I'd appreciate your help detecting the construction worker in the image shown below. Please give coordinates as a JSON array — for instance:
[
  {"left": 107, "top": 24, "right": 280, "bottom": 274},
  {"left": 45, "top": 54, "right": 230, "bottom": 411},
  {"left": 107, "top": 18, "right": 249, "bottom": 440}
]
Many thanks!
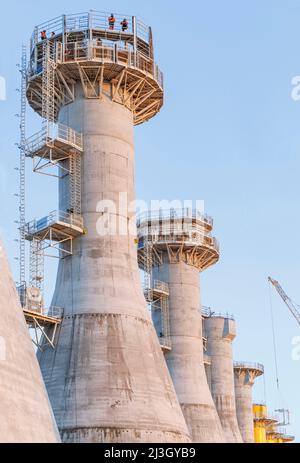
[
  {"left": 120, "top": 18, "right": 128, "bottom": 32},
  {"left": 108, "top": 14, "right": 116, "bottom": 30},
  {"left": 41, "top": 30, "right": 47, "bottom": 41},
  {"left": 51, "top": 32, "right": 56, "bottom": 38}
]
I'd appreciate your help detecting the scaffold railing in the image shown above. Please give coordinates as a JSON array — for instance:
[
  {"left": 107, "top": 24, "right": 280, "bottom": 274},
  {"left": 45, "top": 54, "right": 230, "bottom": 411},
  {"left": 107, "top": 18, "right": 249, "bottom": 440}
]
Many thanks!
[
  {"left": 152, "top": 280, "right": 169, "bottom": 295},
  {"left": 137, "top": 209, "right": 213, "bottom": 227},
  {"left": 25, "top": 122, "right": 83, "bottom": 156},
  {"left": 138, "top": 230, "right": 219, "bottom": 252},
  {"left": 233, "top": 361, "right": 264, "bottom": 373},
  {"left": 30, "top": 11, "right": 150, "bottom": 51},
  {"left": 25, "top": 210, "right": 84, "bottom": 237},
  {"left": 30, "top": 40, "right": 163, "bottom": 90},
  {"left": 24, "top": 304, "right": 63, "bottom": 319},
  {"left": 201, "top": 306, "right": 235, "bottom": 320}
]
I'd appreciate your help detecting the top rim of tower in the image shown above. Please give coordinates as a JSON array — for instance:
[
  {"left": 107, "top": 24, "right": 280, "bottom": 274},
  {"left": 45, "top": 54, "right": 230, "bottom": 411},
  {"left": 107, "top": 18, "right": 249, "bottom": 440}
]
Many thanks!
[
  {"left": 26, "top": 10, "right": 164, "bottom": 125},
  {"left": 30, "top": 10, "right": 153, "bottom": 50},
  {"left": 234, "top": 361, "right": 264, "bottom": 376}
]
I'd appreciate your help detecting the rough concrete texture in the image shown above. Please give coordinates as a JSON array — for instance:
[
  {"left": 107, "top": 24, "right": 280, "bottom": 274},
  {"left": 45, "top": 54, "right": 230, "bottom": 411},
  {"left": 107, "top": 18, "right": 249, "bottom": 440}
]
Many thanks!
[
  {"left": 234, "top": 368, "right": 256, "bottom": 443},
  {"left": 0, "top": 239, "right": 60, "bottom": 443},
  {"left": 204, "top": 317, "right": 243, "bottom": 443},
  {"left": 37, "top": 87, "right": 191, "bottom": 443},
  {"left": 153, "top": 261, "right": 225, "bottom": 443}
]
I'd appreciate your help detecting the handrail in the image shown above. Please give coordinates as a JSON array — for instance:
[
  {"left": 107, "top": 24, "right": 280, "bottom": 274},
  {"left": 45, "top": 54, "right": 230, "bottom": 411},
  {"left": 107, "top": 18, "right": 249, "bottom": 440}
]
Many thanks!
[
  {"left": 25, "top": 122, "right": 83, "bottom": 155},
  {"left": 137, "top": 209, "right": 213, "bottom": 227},
  {"left": 46, "top": 306, "right": 64, "bottom": 319},
  {"left": 201, "top": 306, "right": 235, "bottom": 320},
  {"left": 153, "top": 280, "right": 169, "bottom": 294},
  {"left": 233, "top": 361, "right": 264, "bottom": 373},
  {"left": 25, "top": 210, "right": 83, "bottom": 235},
  {"left": 29, "top": 39, "right": 163, "bottom": 89},
  {"left": 31, "top": 11, "right": 150, "bottom": 47},
  {"left": 138, "top": 229, "right": 219, "bottom": 253}
]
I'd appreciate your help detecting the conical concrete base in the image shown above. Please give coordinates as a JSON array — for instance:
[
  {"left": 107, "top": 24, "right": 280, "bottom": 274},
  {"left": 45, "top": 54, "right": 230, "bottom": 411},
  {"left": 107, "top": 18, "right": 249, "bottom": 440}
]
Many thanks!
[
  {"left": 0, "top": 240, "right": 60, "bottom": 443},
  {"left": 204, "top": 317, "right": 243, "bottom": 443},
  {"left": 38, "top": 95, "right": 191, "bottom": 443},
  {"left": 153, "top": 262, "right": 226, "bottom": 443}
]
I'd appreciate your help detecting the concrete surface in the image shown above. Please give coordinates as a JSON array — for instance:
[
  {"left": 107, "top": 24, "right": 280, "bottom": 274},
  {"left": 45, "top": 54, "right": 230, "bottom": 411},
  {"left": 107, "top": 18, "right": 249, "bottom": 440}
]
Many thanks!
[
  {"left": 0, "top": 239, "right": 60, "bottom": 443},
  {"left": 37, "top": 87, "right": 191, "bottom": 443}
]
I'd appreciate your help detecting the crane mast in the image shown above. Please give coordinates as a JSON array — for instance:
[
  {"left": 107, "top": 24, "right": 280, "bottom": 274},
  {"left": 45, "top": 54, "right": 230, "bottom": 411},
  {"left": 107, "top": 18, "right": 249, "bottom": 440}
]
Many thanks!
[{"left": 268, "top": 277, "right": 300, "bottom": 326}]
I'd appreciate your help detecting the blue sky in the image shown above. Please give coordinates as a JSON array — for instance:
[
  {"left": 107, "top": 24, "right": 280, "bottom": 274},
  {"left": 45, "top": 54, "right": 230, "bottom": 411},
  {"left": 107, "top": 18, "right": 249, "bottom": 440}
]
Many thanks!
[{"left": 0, "top": 0, "right": 299, "bottom": 442}]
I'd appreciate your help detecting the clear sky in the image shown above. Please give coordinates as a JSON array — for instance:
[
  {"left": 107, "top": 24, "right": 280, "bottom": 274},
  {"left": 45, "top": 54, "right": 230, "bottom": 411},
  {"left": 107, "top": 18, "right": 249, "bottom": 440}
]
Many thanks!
[{"left": 0, "top": 0, "right": 299, "bottom": 442}]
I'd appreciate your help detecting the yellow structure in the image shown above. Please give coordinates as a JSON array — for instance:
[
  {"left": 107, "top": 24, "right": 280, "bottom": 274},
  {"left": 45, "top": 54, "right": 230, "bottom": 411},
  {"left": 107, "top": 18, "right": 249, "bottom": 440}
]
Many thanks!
[{"left": 253, "top": 404, "right": 294, "bottom": 444}]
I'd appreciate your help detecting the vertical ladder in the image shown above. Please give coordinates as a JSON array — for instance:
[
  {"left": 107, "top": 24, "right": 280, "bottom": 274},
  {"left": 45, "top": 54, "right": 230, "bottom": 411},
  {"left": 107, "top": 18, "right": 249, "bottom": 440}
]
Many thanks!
[
  {"left": 69, "top": 151, "right": 81, "bottom": 215},
  {"left": 144, "top": 241, "right": 153, "bottom": 303},
  {"left": 28, "top": 41, "right": 54, "bottom": 294},
  {"left": 19, "top": 45, "right": 27, "bottom": 296},
  {"left": 30, "top": 239, "right": 44, "bottom": 291},
  {"left": 42, "top": 41, "right": 55, "bottom": 131},
  {"left": 160, "top": 295, "right": 171, "bottom": 346}
]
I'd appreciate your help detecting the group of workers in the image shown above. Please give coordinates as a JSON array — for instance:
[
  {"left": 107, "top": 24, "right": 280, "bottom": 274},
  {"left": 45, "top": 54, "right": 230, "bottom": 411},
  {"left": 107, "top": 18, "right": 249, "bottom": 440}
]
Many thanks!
[
  {"left": 108, "top": 14, "right": 129, "bottom": 32},
  {"left": 40, "top": 14, "right": 129, "bottom": 41}
]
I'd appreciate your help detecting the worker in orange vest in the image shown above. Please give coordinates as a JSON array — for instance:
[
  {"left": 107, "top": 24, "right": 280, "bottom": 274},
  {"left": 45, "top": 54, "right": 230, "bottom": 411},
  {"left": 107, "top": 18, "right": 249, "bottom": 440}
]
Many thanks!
[
  {"left": 41, "top": 30, "right": 47, "bottom": 41},
  {"left": 108, "top": 14, "right": 116, "bottom": 30},
  {"left": 120, "top": 18, "right": 128, "bottom": 32}
]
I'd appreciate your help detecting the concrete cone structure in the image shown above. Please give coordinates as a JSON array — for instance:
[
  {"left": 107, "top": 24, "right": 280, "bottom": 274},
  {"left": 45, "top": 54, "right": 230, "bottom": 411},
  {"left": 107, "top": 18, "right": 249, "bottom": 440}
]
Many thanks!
[
  {"left": 26, "top": 12, "right": 191, "bottom": 443},
  {"left": 138, "top": 211, "right": 225, "bottom": 443},
  {"left": 0, "top": 239, "right": 60, "bottom": 443},
  {"left": 204, "top": 316, "right": 243, "bottom": 443},
  {"left": 234, "top": 362, "right": 264, "bottom": 443}
]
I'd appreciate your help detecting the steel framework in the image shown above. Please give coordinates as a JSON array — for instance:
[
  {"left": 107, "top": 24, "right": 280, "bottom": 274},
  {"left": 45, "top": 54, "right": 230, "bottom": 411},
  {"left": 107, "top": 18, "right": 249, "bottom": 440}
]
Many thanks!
[{"left": 18, "top": 45, "right": 27, "bottom": 293}]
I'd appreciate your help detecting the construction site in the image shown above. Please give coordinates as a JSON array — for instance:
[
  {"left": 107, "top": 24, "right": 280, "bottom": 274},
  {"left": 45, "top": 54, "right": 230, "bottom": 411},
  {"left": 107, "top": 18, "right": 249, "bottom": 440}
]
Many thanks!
[{"left": 0, "top": 8, "right": 298, "bottom": 444}]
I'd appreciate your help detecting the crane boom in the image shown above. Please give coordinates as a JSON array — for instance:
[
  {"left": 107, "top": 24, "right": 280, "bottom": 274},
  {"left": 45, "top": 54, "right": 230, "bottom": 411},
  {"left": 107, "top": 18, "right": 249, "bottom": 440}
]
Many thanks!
[{"left": 268, "top": 277, "right": 300, "bottom": 326}]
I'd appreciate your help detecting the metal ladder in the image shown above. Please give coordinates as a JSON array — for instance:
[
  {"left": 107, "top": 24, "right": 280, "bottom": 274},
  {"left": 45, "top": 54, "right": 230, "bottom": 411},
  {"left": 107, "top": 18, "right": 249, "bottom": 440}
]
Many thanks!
[
  {"left": 29, "top": 239, "right": 44, "bottom": 291},
  {"left": 69, "top": 151, "right": 82, "bottom": 215}
]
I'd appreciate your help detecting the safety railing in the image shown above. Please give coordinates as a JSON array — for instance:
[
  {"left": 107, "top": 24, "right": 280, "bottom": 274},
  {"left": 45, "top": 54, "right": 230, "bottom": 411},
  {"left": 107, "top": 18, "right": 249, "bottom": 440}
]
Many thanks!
[
  {"left": 201, "top": 306, "right": 235, "bottom": 320},
  {"left": 30, "top": 39, "right": 163, "bottom": 89},
  {"left": 159, "top": 336, "right": 172, "bottom": 350},
  {"left": 31, "top": 11, "right": 150, "bottom": 50},
  {"left": 25, "top": 122, "right": 83, "bottom": 156},
  {"left": 25, "top": 210, "right": 84, "bottom": 236},
  {"left": 139, "top": 232, "right": 219, "bottom": 251},
  {"left": 233, "top": 361, "right": 264, "bottom": 373},
  {"left": 137, "top": 209, "right": 213, "bottom": 227},
  {"left": 153, "top": 280, "right": 169, "bottom": 295},
  {"left": 47, "top": 306, "right": 64, "bottom": 319}
]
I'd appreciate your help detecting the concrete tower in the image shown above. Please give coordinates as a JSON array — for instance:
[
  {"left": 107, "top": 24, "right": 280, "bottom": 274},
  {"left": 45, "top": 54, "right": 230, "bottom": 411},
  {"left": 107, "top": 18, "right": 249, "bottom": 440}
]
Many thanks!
[
  {"left": 0, "top": 240, "right": 60, "bottom": 443},
  {"left": 234, "top": 362, "right": 264, "bottom": 443},
  {"left": 25, "top": 11, "right": 191, "bottom": 443},
  {"left": 137, "top": 209, "right": 225, "bottom": 443},
  {"left": 204, "top": 314, "right": 243, "bottom": 442}
]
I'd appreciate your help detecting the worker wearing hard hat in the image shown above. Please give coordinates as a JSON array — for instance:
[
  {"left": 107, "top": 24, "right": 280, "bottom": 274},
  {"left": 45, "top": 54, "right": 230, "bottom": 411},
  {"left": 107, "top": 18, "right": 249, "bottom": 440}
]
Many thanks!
[
  {"left": 120, "top": 18, "right": 129, "bottom": 32},
  {"left": 108, "top": 14, "right": 116, "bottom": 30}
]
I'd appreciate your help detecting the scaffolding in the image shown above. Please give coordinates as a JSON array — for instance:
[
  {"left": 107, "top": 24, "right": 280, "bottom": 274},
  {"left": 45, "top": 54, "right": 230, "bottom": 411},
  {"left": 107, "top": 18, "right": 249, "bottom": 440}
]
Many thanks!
[
  {"left": 25, "top": 39, "right": 84, "bottom": 291},
  {"left": 25, "top": 210, "right": 84, "bottom": 259},
  {"left": 24, "top": 302, "right": 63, "bottom": 351},
  {"left": 17, "top": 45, "right": 27, "bottom": 302},
  {"left": 29, "top": 238, "right": 44, "bottom": 291},
  {"left": 140, "top": 241, "right": 171, "bottom": 352},
  {"left": 69, "top": 151, "right": 82, "bottom": 215},
  {"left": 42, "top": 41, "right": 55, "bottom": 127}
]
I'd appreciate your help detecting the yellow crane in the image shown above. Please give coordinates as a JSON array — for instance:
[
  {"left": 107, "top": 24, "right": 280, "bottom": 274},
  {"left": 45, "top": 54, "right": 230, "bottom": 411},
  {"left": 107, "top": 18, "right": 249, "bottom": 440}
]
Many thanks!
[{"left": 268, "top": 277, "right": 300, "bottom": 326}]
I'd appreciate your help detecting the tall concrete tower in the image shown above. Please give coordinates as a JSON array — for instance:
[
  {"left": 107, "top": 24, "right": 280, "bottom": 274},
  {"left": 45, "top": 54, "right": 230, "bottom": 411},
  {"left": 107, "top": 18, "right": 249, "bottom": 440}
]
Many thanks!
[
  {"left": 234, "top": 362, "right": 264, "bottom": 443},
  {"left": 25, "top": 11, "right": 191, "bottom": 443},
  {"left": 204, "top": 314, "right": 243, "bottom": 442},
  {"left": 137, "top": 209, "right": 225, "bottom": 443},
  {"left": 0, "top": 240, "right": 60, "bottom": 443}
]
